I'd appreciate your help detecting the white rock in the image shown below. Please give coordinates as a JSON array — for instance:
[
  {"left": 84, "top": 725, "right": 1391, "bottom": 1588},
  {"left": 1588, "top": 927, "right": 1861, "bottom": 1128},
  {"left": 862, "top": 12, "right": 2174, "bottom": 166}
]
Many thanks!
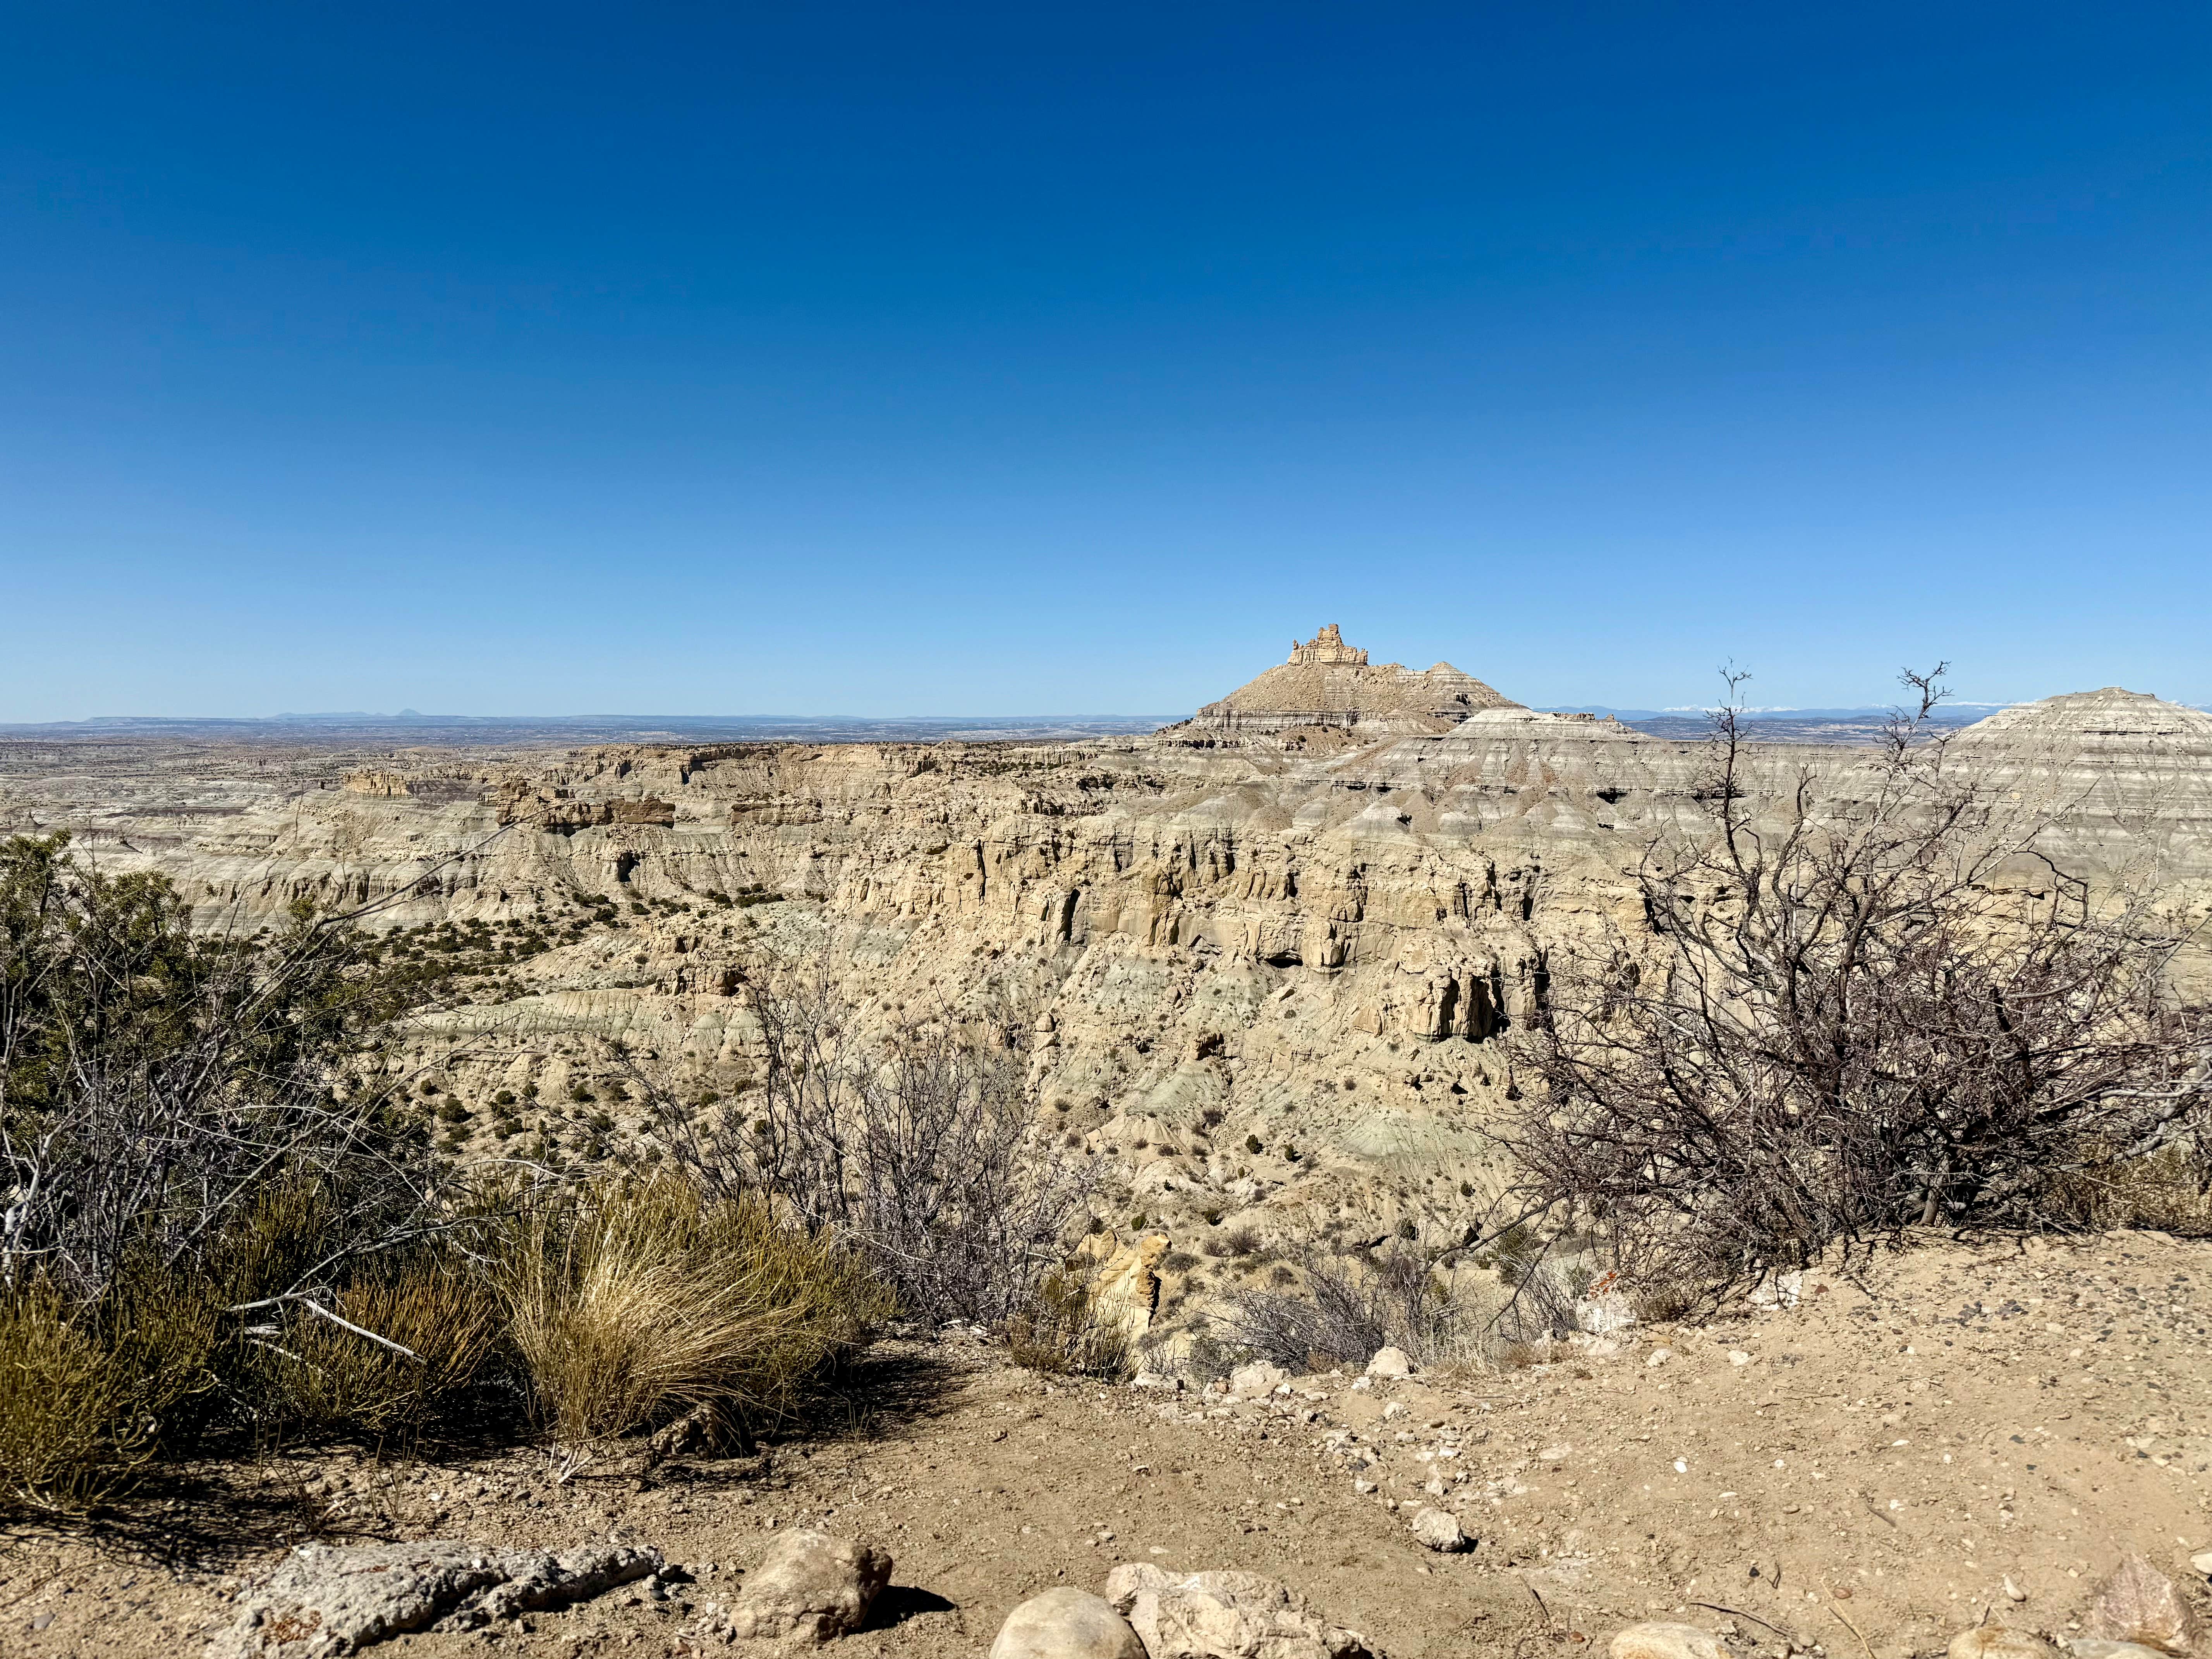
[
  {"left": 727, "top": 1529, "right": 893, "bottom": 1643},
  {"left": 205, "top": 1540, "right": 663, "bottom": 1657},
  {"left": 2191, "top": 1551, "right": 2212, "bottom": 1578},
  {"left": 1365, "top": 1346, "right": 1415, "bottom": 1378},
  {"left": 1726, "top": 1351, "right": 1751, "bottom": 1367},
  {"left": 1644, "top": 1348, "right": 1675, "bottom": 1369},
  {"left": 991, "top": 1589, "right": 1147, "bottom": 1659},
  {"left": 2070, "top": 1642, "right": 2173, "bottom": 1659},
  {"left": 1104, "top": 1563, "right": 1374, "bottom": 1659},
  {"left": 1409, "top": 1508, "right": 1469, "bottom": 1553},
  {"left": 1948, "top": 1629, "right": 2063, "bottom": 1659},
  {"left": 1608, "top": 1622, "right": 1727, "bottom": 1659},
  {"left": 1228, "top": 1362, "right": 1290, "bottom": 1397}
]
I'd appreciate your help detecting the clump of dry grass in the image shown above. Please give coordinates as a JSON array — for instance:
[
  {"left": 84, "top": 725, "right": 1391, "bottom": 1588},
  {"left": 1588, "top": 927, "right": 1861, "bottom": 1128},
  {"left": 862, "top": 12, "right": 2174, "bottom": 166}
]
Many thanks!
[
  {"left": 503, "top": 1178, "right": 887, "bottom": 1450},
  {"left": 257, "top": 1259, "right": 504, "bottom": 1444},
  {"left": 1005, "top": 1266, "right": 1132, "bottom": 1379}
]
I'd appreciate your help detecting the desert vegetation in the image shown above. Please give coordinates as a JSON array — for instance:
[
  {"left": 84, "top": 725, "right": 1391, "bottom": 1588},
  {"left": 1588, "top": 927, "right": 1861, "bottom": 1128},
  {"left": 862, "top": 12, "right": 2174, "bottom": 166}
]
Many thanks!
[
  {"left": 0, "top": 836, "right": 1090, "bottom": 1511},
  {"left": 1507, "top": 671, "right": 2212, "bottom": 1302},
  {"left": 636, "top": 970, "right": 1097, "bottom": 1329}
]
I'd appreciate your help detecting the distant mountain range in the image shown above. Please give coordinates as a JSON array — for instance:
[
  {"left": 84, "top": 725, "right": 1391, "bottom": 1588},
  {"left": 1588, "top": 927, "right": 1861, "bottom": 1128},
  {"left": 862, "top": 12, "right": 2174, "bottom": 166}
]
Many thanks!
[
  {"left": 0, "top": 713, "right": 1182, "bottom": 746},
  {"left": 5, "top": 701, "right": 2198, "bottom": 751}
]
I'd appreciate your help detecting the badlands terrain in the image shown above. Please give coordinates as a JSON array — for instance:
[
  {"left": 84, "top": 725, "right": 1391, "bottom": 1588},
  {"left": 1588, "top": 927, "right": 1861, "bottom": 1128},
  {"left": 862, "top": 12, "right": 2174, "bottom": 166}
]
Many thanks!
[{"left": 5, "top": 632, "right": 2212, "bottom": 1656}]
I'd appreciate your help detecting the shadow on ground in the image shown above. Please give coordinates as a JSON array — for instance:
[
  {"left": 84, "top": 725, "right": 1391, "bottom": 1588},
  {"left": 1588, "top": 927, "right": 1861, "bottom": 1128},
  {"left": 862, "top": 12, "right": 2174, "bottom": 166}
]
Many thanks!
[{"left": 9, "top": 1462, "right": 385, "bottom": 1570}]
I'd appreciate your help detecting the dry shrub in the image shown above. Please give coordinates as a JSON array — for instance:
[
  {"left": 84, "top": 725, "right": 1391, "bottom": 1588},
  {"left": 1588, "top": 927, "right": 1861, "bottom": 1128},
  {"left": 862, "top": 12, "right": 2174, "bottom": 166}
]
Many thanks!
[
  {"left": 2047, "top": 1146, "right": 2212, "bottom": 1237},
  {"left": 644, "top": 974, "right": 1095, "bottom": 1327},
  {"left": 1221, "top": 1244, "right": 1477, "bottom": 1373},
  {"left": 504, "top": 1178, "right": 887, "bottom": 1449},
  {"left": 254, "top": 1259, "right": 504, "bottom": 1444},
  {"left": 1509, "top": 672, "right": 2212, "bottom": 1300},
  {"left": 1005, "top": 1266, "right": 1130, "bottom": 1379},
  {"left": 0, "top": 1279, "right": 213, "bottom": 1510}
]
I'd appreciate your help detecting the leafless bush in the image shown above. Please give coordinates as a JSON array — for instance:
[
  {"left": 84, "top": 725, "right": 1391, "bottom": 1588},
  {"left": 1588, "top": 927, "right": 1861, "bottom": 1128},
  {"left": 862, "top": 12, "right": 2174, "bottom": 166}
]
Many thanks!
[
  {"left": 641, "top": 969, "right": 1094, "bottom": 1327},
  {"left": 0, "top": 834, "right": 435, "bottom": 1310},
  {"left": 1507, "top": 669, "right": 2212, "bottom": 1299},
  {"left": 1219, "top": 1243, "right": 1467, "bottom": 1371}
]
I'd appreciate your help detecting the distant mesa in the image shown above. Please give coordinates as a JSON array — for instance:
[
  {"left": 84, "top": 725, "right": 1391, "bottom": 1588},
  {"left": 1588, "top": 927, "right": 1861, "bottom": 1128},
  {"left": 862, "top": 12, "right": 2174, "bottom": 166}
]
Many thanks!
[
  {"left": 1954, "top": 686, "right": 2212, "bottom": 749},
  {"left": 1177, "top": 624, "right": 1531, "bottom": 736}
]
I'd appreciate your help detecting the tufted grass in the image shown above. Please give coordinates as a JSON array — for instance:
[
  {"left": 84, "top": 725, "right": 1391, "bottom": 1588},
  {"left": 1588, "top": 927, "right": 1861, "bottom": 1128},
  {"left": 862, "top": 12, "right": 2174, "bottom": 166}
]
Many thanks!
[{"left": 503, "top": 1177, "right": 888, "bottom": 1450}]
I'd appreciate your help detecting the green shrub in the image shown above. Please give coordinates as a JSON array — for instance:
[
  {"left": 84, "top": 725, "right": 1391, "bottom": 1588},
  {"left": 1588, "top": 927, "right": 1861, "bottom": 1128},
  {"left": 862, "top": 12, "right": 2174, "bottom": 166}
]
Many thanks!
[
  {"left": 251, "top": 1259, "right": 504, "bottom": 1444},
  {"left": 0, "top": 1279, "right": 215, "bottom": 1511}
]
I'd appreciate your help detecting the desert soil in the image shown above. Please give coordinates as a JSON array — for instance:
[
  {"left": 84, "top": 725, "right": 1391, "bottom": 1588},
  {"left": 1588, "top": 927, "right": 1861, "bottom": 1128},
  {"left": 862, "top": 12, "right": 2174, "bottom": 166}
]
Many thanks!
[{"left": 5, "top": 1233, "right": 2210, "bottom": 1659}]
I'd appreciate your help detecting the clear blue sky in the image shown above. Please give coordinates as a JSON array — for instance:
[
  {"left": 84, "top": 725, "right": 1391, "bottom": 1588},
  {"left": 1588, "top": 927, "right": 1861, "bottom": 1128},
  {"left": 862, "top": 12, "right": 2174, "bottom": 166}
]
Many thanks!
[{"left": 4, "top": 2, "right": 2207, "bottom": 720}]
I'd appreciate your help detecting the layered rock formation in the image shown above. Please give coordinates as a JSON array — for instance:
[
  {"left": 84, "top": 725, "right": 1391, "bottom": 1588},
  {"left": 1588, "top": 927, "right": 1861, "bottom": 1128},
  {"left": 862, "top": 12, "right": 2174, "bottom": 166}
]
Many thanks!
[
  {"left": 5, "top": 651, "right": 2209, "bottom": 1359},
  {"left": 1947, "top": 687, "right": 2212, "bottom": 881},
  {"left": 1178, "top": 626, "right": 1521, "bottom": 737}
]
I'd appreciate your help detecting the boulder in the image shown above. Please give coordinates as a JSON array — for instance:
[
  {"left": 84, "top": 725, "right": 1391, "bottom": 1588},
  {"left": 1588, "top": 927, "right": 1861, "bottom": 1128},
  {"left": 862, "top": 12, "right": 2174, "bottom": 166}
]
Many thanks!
[
  {"left": 1408, "top": 1508, "right": 1469, "bottom": 1553},
  {"left": 991, "top": 1590, "right": 1147, "bottom": 1659},
  {"left": 1947, "top": 1629, "right": 2063, "bottom": 1659},
  {"left": 1364, "top": 1347, "right": 1414, "bottom": 1379},
  {"left": 205, "top": 1540, "right": 662, "bottom": 1657},
  {"left": 1608, "top": 1624, "right": 1728, "bottom": 1659},
  {"left": 1103, "top": 1564, "right": 1375, "bottom": 1659},
  {"left": 1092, "top": 1235, "right": 1171, "bottom": 1341},
  {"left": 2087, "top": 1554, "right": 2200, "bottom": 1656},
  {"left": 1228, "top": 1362, "right": 1290, "bottom": 1398},
  {"left": 2069, "top": 1642, "right": 2172, "bottom": 1659},
  {"left": 727, "top": 1530, "right": 892, "bottom": 1644}
]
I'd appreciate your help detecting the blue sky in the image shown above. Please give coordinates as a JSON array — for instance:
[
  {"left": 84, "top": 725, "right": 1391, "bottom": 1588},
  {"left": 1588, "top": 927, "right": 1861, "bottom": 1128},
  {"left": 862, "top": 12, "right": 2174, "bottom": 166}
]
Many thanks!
[{"left": 3, "top": 2, "right": 2207, "bottom": 719}]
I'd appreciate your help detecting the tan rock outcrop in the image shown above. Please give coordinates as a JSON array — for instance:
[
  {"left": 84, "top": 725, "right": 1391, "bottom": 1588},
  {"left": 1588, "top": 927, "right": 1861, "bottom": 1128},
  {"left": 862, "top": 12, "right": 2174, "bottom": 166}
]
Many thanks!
[{"left": 1180, "top": 626, "right": 1520, "bottom": 736}]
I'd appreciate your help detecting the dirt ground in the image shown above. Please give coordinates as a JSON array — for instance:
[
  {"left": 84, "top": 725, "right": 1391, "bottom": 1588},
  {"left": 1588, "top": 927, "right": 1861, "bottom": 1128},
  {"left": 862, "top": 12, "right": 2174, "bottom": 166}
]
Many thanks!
[{"left": 6, "top": 1232, "right": 2211, "bottom": 1659}]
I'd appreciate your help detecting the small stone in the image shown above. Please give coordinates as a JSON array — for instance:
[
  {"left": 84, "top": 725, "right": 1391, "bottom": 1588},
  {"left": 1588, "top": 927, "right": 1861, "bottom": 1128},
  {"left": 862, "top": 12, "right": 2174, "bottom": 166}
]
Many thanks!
[
  {"left": 1352, "top": 1480, "right": 1377, "bottom": 1495},
  {"left": 1644, "top": 1348, "right": 1675, "bottom": 1369},
  {"left": 990, "top": 1589, "right": 1146, "bottom": 1659},
  {"left": 727, "top": 1530, "right": 892, "bottom": 1644},
  {"left": 2087, "top": 1554, "right": 2199, "bottom": 1656},
  {"left": 1409, "top": 1508, "right": 1469, "bottom": 1553},
  {"left": 2190, "top": 1551, "right": 2212, "bottom": 1578},
  {"left": 1381, "top": 1401, "right": 1409, "bottom": 1421},
  {"left": 1609, "top": 1621, "right": 1727, "bottom": 1659},
  {"left": 2069, "top": 1641, "right": 2172, "bottom": 1659},
  {"left": 2004, "top": 1578, "right": 2027, "bottom": 1603},
  {"left": 1948, "top": 1628, "right": 2063, "bottom": 1659},
  {"left": 1727, "top": 1351, "right": 1751, "bottom": 1366},
  {"left": 1365, "top": 1347, "right": 1415, "bottom": 1379}
]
